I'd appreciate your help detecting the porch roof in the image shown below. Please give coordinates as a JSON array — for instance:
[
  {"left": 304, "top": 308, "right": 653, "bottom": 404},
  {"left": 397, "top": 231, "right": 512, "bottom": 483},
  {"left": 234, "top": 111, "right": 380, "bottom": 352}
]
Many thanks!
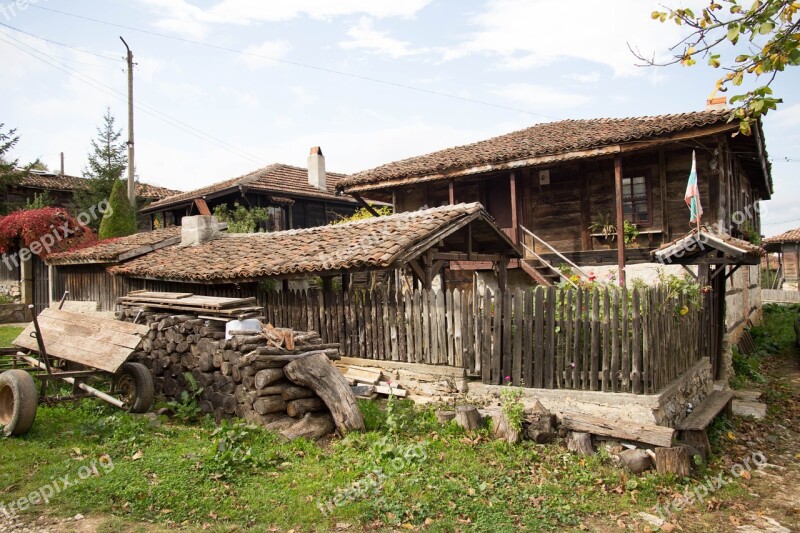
[
  {"left": 763, "top": 227, "right": 800, "bottom": 251},
  {"left": 109, "top": 203, "right": 520, "bottom": 283},
  {"left": 652, "top": 227, "right": 762, "bottom": 266}
]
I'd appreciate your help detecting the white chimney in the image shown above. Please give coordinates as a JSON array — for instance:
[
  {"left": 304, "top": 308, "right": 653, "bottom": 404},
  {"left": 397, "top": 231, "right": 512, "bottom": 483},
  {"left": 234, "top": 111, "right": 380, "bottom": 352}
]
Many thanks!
[
  {"left": 706, "top": 96, "right": 728, "bottom": 111},
  {"left": 308, "top": 146, "right": 326, "bottom": 191},
  {"left": 181, "top": 215, "right": 220, "bottom": 246}
]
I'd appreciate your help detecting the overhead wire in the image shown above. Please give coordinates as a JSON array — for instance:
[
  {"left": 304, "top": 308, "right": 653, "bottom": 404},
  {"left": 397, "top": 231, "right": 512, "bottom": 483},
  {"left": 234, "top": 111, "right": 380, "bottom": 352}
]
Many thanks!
[
  {"left": 0, "top": 30, "right": 269, "bottom": 167},
  {"left": 28, "top": 4, "right": 560, "bottom": 120}
]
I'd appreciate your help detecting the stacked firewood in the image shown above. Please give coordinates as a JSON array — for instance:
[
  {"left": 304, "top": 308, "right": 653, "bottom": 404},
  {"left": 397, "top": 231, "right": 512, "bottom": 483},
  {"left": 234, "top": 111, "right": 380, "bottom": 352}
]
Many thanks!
[{"left": 119, "top": 309, "right": 364, "bottom": 440}]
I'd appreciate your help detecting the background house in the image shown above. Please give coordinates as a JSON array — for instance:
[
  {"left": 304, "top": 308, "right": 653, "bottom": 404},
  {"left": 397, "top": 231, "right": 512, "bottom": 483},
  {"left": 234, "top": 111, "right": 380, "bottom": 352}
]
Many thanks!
[
  {"left": 763, "top": 227, "right": 800, "bottom": 291},
  {"left": 141, "top": 147, "right": 380, "bottom": 231}
]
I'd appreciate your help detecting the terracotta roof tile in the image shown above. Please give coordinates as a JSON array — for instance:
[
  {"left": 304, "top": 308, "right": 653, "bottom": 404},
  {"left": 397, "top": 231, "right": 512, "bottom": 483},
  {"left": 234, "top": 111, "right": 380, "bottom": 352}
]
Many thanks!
[
  {"left": 763, "top": 227, "right": 800, "bottom": 245},
  {"left": 110, "top": 203, "right": 503, "bottom": 282},
  {"left": 143, "top": 163, "right": 357, "bottom": 212},
  {"left": 47, "top": 227, "right": 182, "bottom": 265},
  {"left": 19, "top": 171, "right": 181, "bottom": 200},
  {"left": 339, "top": 110, "right": 735, "bottom": 190}
]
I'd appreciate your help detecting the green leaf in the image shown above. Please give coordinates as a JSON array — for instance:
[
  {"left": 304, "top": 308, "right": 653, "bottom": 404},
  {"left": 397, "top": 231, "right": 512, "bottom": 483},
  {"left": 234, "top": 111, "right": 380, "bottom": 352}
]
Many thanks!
[
  {"left": 759, "top": 21, "right": 775, "bottom": 34},
  {"left": 735, "top": 54, "right": 750, "bottom": 62},
  {"left": 708, "top": 55, "right": 721, "bottom": 68},
  {"left": 727, "top": 25, "right": 740, "bottom": 42}
]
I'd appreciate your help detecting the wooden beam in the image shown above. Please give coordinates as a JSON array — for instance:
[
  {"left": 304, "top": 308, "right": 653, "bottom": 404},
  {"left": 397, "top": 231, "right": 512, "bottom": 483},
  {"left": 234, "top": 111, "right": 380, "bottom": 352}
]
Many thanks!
[
  {"left": 658, "top": 148, "right": 669, "bottom": 243},
  {"left": 614, "top": 155, "right": 626, "bottom": 287},
  {"left": 448, "top": 180, "right": 455, "bottom": 205},
  {"left": 431, "top": 252, "right": 506, "bottom": 262},
  {"left": 509, "top": 172, "right": 518, "bottom": 244},
  {"left": 497, "top": 259, "right": 508, "bottom": 293},
  {"left": 408, "top": 259, "right": 426, "bottom": 284},
  {"left": 350, "top": 192, "right": 380, "bottom": 217}
]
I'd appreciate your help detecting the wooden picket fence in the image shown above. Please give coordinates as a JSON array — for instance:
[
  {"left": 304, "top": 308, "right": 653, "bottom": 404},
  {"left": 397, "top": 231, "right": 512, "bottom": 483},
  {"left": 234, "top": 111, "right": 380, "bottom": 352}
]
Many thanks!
[{"left": 259, "top": 285, "right": 708, "bottom": 395}]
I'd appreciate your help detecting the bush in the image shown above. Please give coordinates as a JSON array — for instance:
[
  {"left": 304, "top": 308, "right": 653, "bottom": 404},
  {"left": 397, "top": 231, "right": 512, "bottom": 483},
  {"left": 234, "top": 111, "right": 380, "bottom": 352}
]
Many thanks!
[{"left": 98, "top": 179, "right": 137, "bottom": 239}]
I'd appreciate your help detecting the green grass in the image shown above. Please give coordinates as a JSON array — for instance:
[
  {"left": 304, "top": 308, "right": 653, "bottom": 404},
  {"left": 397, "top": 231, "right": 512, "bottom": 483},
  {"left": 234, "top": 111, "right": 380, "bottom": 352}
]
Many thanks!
[
  {"left": 0, "top": 397, "right": 726, "bottom": 532},
  {"left": 0, "top": 325, "right": 23, "bottom": 347}
]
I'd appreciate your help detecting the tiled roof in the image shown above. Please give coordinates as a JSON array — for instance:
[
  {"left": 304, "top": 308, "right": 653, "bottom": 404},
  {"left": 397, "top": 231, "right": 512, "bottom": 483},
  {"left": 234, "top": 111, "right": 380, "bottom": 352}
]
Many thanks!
[
  {"left": 339, "top": 110, "right": 738, "bottom": 191},
  {"left": 111, "top": 203, "right": 514, "bottom": 282},
  {"left": 763, "top": 227, "right": 800, "bottom": 245},
  {"left": 653, "top": 227, "right": 763, "bottom": 265},
  {"left": 47, "top": 227, "right": 182, "bottom": 265},
  {"left": 18, "top": 171, "right": 181, "bottom": 200},
  {"left": 142, "top": 163, "right": 357, "bottom": 212}
]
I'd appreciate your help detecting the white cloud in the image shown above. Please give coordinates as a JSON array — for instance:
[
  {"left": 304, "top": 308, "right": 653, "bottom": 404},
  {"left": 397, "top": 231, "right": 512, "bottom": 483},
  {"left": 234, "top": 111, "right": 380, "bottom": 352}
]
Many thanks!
[
  {"left": 340, "top": 17, "right": 427, "bottom": 58},
  {"left": 139, "top": 0, "right": 433, "bottom": 37},
  {"left": 443, "top": 0, "right": 686, "bottom": 77},
  {"left": 238, "top": 40, "right": 292, "bottom": 69},
  {"left": 490, "top": 83, "right": 590, "bottom": 110},
  {"left": 563, "top": 72, "right": 601, "bottom": 84},
  {"left": 219, "top": 87, "right": 261, "bottom": 109}
]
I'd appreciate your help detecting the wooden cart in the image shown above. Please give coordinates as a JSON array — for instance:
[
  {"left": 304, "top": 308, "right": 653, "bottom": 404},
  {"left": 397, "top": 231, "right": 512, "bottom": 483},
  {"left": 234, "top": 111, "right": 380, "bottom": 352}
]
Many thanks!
[{"left": 0, "top": 305, "right": 153, "bottom": 437}]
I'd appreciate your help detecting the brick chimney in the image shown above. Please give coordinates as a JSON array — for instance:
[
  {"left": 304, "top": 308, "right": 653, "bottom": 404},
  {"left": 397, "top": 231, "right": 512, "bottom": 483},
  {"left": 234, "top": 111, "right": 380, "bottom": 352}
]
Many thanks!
[
  {"left": 706, "top": 96, "right": 727, "bottom": 111},
  {"left": 308, "top": 146, "right": 326, "bottom": 191},
  {"left": 181, "top": 215, "right": 220, "bottom": 246}
]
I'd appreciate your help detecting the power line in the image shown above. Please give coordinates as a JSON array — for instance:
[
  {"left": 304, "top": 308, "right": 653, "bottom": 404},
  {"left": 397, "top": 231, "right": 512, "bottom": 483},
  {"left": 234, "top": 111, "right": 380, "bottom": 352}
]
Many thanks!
[
  {"left": 763, "top": 217, "right": 800, "bottom": 226},
  {"left": 0, "top": 21, "right": 121, "bottom": 61},
  {"left": 0, "top": 32, "right": 269, "bottom": 167},
  {"left": 29, "top": 4, "right": 559, "bottom": 120}
]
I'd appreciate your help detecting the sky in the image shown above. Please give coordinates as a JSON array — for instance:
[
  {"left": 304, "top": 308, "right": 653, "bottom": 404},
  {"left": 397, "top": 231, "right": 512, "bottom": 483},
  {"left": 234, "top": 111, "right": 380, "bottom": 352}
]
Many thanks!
[{"left": 1, "top": 0, "right": 798, "bottom": 236}]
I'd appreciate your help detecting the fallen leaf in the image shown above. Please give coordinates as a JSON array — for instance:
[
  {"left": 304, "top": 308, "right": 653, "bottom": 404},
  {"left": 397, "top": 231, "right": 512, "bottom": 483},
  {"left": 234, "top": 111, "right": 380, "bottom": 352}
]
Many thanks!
[{"left": 131, "top": 450, "right": 144, "bottom": 461}]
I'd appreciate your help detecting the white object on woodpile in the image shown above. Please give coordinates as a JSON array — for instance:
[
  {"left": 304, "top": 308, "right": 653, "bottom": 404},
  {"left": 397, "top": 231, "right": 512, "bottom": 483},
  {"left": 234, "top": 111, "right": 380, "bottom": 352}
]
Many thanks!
[{"left": 225, "top": 319, "right": 262, "bottom": 340}]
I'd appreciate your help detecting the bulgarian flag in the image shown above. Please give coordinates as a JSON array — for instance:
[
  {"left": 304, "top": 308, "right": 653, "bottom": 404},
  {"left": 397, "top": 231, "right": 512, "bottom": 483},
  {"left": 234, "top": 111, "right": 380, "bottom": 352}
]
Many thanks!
[{"left": 685, "top": 150, "right": 703, "bottom": 225}]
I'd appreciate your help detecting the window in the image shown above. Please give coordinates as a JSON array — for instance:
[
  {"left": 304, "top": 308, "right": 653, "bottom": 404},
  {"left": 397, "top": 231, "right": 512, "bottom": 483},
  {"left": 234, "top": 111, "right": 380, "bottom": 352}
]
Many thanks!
[{"left": 622, "top": 174, "right": 650, "bottom": 226}]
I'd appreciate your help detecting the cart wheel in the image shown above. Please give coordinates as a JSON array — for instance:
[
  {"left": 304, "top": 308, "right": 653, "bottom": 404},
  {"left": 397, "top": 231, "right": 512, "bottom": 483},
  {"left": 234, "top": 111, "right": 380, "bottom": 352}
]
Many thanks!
[
  {"left": 0, "top": 370, "right": 38, "bottom": 436},
  {"left": 115, "top": 363, "right": 154, "bottom": 414}
]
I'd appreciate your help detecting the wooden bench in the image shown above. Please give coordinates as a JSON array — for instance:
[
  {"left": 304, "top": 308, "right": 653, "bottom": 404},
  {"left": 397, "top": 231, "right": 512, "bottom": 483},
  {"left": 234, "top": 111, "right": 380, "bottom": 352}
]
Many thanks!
[{"left": 675, "top": 390, "right": 734, "bottom": 458}]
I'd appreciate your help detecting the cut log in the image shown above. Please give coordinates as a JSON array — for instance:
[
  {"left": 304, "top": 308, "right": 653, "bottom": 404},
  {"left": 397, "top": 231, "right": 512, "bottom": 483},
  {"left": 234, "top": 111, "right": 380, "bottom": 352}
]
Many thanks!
[
  {"left": 454, "top": 405, "right": 483, "bottom": 431},
  {"left": 523, "top": 410, "right": 556, "bottom": 444},
  {"left": 618, "top": 449, "right": 653, "bottom": 474},
  {"left": 263, "top": 415, "right": 298, "bottom": 431},
  {"left": 655, "top": 446, "right": 691, "bottom": 477},
  {"left": 255, "top": 381, "right": 294, "bottom": 397},
  {"left": 491, "top": 412, "right": 521, "bottom": 444},
  {"left": 283, "top": 352, "right": 365, "bottom": 434},
  {"left": 254, "top": 368, "right": 285, "bottom": 389},
  {"left": 566, "top": 432, "right": 594, "bottom": 455},
  {"left": 560, "top": 413, "right": 674, "bottom": 447},
  {"left": 280, "top": 412, "right": 335, "bottom": 441},
  {"left": 281, "top": 385, "right": 316, "bottom": 401},
  {"left": 253, "top": 396, "right": 288, "bottom": 415},
  {"left": 436, "top": 410, "right": 456, "bottom": 424},
  {"left": 286, "top": 397, "right": 326, "bottom": 418}
]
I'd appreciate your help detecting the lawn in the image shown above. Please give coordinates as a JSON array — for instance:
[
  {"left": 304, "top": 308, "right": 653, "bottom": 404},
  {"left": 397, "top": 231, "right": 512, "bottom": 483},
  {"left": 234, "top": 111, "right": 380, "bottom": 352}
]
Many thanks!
[
  {"left": 0, "top": 309, "right": 797, "bottom": 531},
  {"left": 0, "top": 325, "right": 23, "bottom": 348}
]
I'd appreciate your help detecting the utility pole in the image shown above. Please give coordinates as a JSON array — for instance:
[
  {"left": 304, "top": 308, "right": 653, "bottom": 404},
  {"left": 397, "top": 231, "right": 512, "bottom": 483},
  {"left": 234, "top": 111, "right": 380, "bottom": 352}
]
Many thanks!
[{"left": 120, "top": 37, "right": 136, "bottom": 208}]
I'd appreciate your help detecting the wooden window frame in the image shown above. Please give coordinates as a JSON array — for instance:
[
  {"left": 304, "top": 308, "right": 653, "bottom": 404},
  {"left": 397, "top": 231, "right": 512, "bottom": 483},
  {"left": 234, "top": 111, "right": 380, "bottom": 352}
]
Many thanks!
[{"left": 621, "top": 169, "right": 653, "bottom": 228}]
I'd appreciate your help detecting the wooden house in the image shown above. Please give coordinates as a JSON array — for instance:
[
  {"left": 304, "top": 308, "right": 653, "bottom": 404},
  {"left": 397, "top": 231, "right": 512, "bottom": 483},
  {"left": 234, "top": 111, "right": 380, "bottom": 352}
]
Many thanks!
[
  {"left": 764, "top": 227, "right": 800, "bottom": 291},
  {"left": 141, "top": 147, "right": 379, "bottom": 231},
  {"left": 337, "top": 107, "right": 772, "bottom": 289}
]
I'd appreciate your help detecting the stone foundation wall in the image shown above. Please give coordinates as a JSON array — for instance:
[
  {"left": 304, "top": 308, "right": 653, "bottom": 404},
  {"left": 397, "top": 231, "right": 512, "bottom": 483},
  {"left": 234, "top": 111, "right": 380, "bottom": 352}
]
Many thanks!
[
  {"left": 0, "top": 281, "right": 21, "bottom": 303},
  {"left": 0, "top": 303, "right": 31, "bottom": 324}
]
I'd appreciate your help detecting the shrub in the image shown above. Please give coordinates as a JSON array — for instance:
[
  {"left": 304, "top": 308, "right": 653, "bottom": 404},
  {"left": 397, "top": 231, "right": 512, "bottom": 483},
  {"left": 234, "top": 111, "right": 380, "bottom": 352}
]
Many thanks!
[{"left": 98, "top": 179, "right": 137, "bottom": 239}]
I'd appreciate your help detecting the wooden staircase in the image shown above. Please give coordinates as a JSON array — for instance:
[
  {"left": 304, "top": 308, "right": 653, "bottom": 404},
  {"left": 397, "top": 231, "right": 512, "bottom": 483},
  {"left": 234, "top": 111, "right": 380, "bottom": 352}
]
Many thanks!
[
  {"left": 518, "top": 225, "right": 590, "bottom": 288},
  {"left": 520, "top": 258, "right": 563, "bottom": 286}
]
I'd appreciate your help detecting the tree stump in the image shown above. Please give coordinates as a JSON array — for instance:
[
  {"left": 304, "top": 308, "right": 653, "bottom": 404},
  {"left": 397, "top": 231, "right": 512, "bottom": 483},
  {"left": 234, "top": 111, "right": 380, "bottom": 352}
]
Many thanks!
[
  {"left": 655, "top": 447, "right": 691, "bottom": 477},
  {"left": 454, "top": 405, "right": 483, "bottom": 431},
  {"left": 491, "top": 412, "right": 521, "bottom": 444},
  {"left": 283, "top": 352, "right": 365, "bottom": 434},
  {"left": 566, "top": 432, "right": 594, "bottom": 455}
]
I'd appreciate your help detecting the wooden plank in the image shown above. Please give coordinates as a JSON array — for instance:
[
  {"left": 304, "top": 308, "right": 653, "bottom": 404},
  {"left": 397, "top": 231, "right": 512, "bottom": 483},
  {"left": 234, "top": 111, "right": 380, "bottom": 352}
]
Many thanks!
[
  {"left": 453, "top": 289, "right": 464, "bottom": 369},
  {"left": 611, "top": 290, "right": 620, "bottom": 393},
  {"left": 564, "top": 289, "right": 574, "bottom": 390},
  {"left": 492, "top": 290, "right": 503, "bottom": 385},
  {"left": 413, "top": 289, "right": 423, "bottom": 364},
  {"left": 556, "top": 289, "right": 565, "bottom": 389},
  {"left": 512, "top": 289, "right": 523, "bottom": 386},
  {"left": 501, "top": 289, "right": 512, "bottom": 382},
  {"left": 404, "top": 291, "right": 414, "bottom": 363},
  {"left": 545, "top": 286, "right": 556, "bottom": 389},
  {"left": 533, "top": 286, "right": 544, "bottom": 388},
  {"left": 436, "top": 289, "right": 447, "bottom": 365},
  {"left": 676, "top": 390, "right": 734, "bottom": 430},
  {"left": 632, "top": 289, "right": 643, "bottom": 394},
  {"left": 523, "top": 289, "right": 534, "bottom": 388},
  {"left": 22, "top": 315, "right": 143, "bottom": 351},
  {"left": 590, "top": 289, "right": 600, "bottom": 391},
  {"left": 481, "top": 288, "right": 492, "bottom": 383},
  {"left": 560, "top": 413, "right": 675, "bottom": 447},
  {"left": 35, "top": 309, "right": 148, "bottom": 336},
  {"left": 582, "top": 289, "right": 590, "bottom": 390},
  {"left": 421, "top": 288, "right": 430, "bottom": 364},
  {"left": 572, "top": 289, "right": 582, "bottom": 389},
  {"left": 602, "top": 289, "right": 611, "bottom": 392},
  {"left": 388, "top": 290, "right": 398, "bottom": 362},
  {"left": 621, "top": 289, "right": 630, "bottom": 392}
]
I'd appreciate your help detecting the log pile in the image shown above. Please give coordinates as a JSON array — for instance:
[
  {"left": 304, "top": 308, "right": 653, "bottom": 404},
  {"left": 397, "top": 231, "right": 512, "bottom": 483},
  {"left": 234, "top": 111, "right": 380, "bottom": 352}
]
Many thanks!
[{"left": 119, "top": 308, "right": 364, "bottom": 439}]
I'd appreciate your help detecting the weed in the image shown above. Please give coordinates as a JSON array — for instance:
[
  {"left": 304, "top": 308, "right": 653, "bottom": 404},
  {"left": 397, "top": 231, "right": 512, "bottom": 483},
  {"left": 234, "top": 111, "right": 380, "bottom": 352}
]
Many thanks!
[{"left": 165, "top": 372, "right": 203, "bottom": 423}]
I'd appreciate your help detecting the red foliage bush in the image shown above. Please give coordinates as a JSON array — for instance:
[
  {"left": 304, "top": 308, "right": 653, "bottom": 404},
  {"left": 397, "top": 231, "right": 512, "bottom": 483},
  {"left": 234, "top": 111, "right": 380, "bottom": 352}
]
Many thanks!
[{"left": 0, "top": 208, "right": 97, "bottom": 256}]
